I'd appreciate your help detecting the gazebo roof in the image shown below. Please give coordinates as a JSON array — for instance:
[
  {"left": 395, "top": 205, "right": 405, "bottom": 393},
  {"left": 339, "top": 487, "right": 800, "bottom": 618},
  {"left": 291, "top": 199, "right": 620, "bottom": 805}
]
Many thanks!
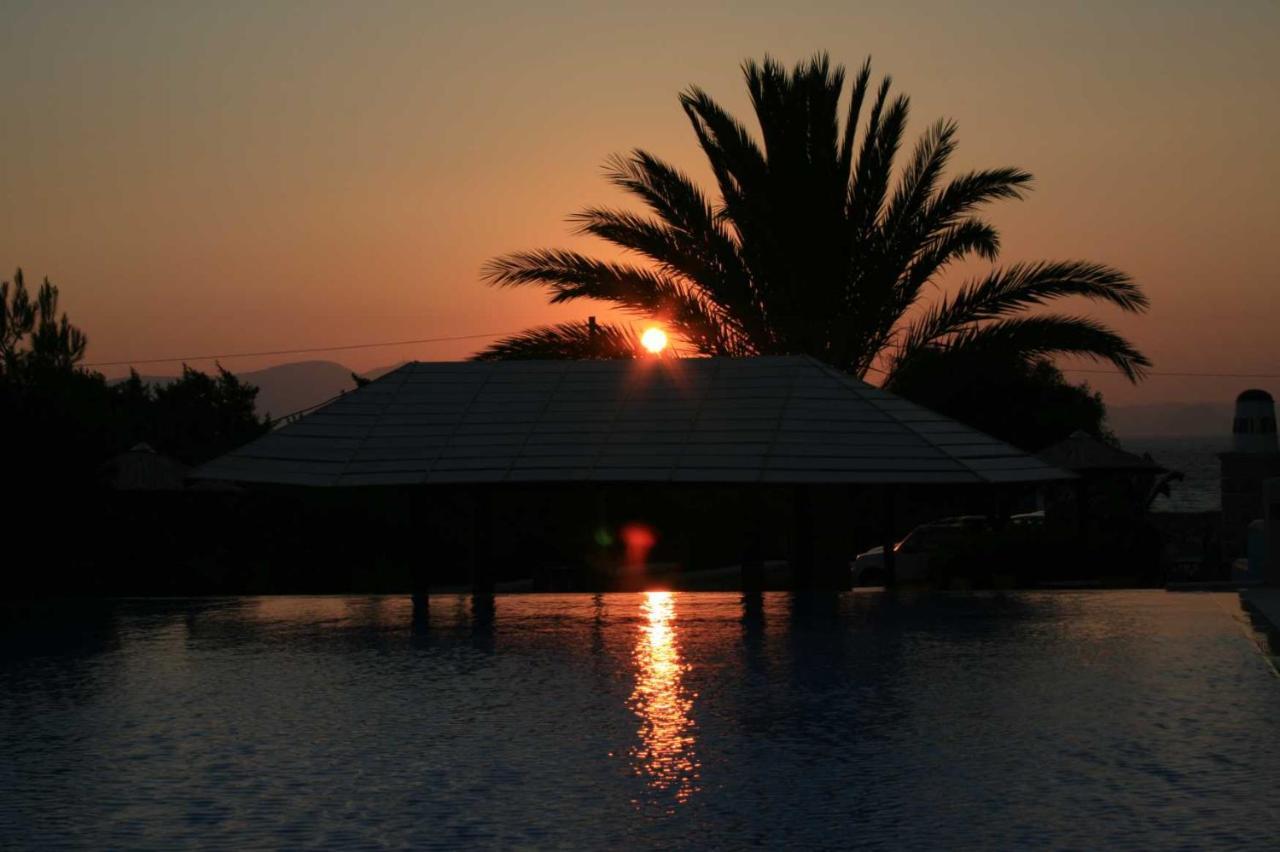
[
  {"left": 1037, "top": 431, "right": 1166, "bottom": 473},
  {"left": 104, "top": 443, "right": 190, "bottom": 491},
  {"left": 194, "top": 356, "right": 1073, "bottom": 487}
]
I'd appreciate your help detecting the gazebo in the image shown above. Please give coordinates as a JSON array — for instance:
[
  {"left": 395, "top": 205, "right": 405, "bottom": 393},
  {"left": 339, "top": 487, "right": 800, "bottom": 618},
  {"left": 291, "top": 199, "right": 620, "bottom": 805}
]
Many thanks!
[
  {"left": 1037, "top": 431, "right": 1170, "bottom": 565},
  {"left": 195, "top": 356, "right": 1071, "bottom": 591},
  {"left": 1037, "top": 430, "right": 1167, "bottom": 478},
  {"left": 104, "top": 442, "right": 190, "bottom": 491}
]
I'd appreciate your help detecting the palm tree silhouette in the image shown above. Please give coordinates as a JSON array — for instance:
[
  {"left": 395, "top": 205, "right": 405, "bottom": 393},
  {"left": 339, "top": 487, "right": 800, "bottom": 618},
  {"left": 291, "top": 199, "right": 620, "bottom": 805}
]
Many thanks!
[{"left": 475, "top": 54, "right": 1149, "bottom": 387}]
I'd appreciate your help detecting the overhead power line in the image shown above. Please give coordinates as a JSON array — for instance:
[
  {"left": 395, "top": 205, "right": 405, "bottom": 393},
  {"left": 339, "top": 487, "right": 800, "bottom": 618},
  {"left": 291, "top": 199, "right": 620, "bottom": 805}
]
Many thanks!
[
  {"left": 83, "top": 329, "right": 1280, "bottom": 381},
  {"left": 82, "top": 331, "right": 510, "bottom": 368},
  {"left": 1062, "top": 367, "right": 1280, "bottom": 380}
]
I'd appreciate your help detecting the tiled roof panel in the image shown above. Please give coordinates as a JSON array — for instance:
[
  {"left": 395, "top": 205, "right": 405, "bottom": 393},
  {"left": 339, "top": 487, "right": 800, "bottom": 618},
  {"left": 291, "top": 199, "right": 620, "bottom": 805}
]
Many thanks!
[{"left": 194, "top": 356, "right": 1073, "bottom": 486}]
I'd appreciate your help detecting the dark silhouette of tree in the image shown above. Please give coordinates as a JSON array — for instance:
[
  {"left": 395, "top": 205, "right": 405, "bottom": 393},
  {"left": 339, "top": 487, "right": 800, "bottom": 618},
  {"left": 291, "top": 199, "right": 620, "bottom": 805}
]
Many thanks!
[
  {"left": 1, "top": 361, "right": 117, "bottom": 490},
  {"left": 890, "top": 350, "right": 1111, "bottom": 451},
  {"left": 2, "top": 268, "right": 88, "bottom": 374},
  {"left": 474, "top": 54, "right": 1150, "bottom": 388},
  {"left": 3, "top": 268, "right": 112, "bottom": 489},
  {"left": 137, "top": 364, "right": 270, "bottom": 465},
  {"left": 2, "top": 270, "right": 271, "bottom": 492}
]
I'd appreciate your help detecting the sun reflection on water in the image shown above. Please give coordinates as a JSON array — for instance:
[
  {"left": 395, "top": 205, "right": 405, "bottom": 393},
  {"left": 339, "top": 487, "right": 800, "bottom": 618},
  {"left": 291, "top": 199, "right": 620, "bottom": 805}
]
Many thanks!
[{"left": 628, "top": 591, "right": 700, "bottom": 806}]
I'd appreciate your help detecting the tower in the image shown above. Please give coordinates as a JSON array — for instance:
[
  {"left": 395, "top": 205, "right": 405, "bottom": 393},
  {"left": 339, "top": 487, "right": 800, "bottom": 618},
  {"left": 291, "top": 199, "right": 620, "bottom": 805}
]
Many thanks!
[
  {"left": 1219, "top": 389, "right": 1280, "bottom": 559},
  {"left": 1231, "top": 389, "right": 1279, "bottom": 452}
]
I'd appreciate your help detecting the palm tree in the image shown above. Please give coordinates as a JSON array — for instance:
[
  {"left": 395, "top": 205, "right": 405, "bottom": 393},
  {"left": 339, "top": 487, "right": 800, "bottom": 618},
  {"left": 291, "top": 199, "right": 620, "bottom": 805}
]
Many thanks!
[{"left": 474, "top": 53, "right": 1150, "bottom": 389}]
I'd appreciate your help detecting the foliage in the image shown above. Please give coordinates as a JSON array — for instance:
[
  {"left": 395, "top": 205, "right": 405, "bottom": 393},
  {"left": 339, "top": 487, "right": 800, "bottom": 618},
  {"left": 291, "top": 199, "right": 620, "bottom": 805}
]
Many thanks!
[
  {"left": 476, "top": 319, "right": 642, "bottom": 361},
  {"left": 475, "top": 53, "right": 1150, "bottom": 391},
  {"left": 2, "top": 269, "right": 271, "bottom": 489},
  {"left": 0, "top": 363, "right": 118, "bottom": 491},
  {"left": 125, "top": 365, "right": 271, "bottom": 465},
  {"left": 2, "top": 268, "right": 88, "bottom": 374},
  {"left": 890, "top": 351, "right": 1111, "bottom": 452}
]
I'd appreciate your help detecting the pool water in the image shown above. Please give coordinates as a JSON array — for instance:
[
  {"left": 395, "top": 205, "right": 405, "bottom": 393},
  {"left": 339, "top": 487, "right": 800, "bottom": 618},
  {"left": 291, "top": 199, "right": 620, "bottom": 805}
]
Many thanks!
[{"left": 2, "top": 591, "right": 1278, "bottom": 849}]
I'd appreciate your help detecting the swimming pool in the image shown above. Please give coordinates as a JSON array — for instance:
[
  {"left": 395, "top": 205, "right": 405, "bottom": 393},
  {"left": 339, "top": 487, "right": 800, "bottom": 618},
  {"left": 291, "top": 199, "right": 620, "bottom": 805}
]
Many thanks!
[{"left": 2, "top": 591, "right": 1277, "bottom": 849}]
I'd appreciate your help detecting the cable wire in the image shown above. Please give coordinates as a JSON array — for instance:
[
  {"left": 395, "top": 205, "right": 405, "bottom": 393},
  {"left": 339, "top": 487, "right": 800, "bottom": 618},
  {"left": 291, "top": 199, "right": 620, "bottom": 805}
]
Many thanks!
[
  {"left": 1062, "top": 367, "right": 1280, "bottom": 379},
  {"left": 82, "top": 331, "right": 511, "bottom": 368},
  {"left": 83, "top": 330, "right": 1280, "bottom": 380}
]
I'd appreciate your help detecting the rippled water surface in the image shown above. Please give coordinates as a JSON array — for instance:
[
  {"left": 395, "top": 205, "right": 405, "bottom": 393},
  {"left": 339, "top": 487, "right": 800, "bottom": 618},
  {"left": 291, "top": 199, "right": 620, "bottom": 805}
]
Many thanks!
[{"left": 3, "top": 591, "right": 1279, "bottom": 849}]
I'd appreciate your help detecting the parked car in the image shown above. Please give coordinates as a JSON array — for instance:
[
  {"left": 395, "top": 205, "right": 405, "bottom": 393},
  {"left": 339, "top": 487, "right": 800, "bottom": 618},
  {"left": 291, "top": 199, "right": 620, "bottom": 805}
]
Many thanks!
[{"left": 851, "top": 516, "right": 993, "bottom": 585}]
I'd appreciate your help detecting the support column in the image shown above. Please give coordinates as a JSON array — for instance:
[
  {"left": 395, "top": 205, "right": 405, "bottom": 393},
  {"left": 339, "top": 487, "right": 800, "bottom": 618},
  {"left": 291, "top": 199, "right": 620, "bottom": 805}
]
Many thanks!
[
  {"left": 741, "top": 489, "right": 765, "bottom": 593},
  {"left": 881, "top": 484, "right": 897, "bottom": 587},
  {"left": 470, "top": 591, "right": 495, "bottom": 652},
  {"left": 741, "top": 588, "right": 765, "bottom": 672},
  {"left": 791, "top": 484, "right": 815, "bottom": 589},
  {"left": 411, "top": 593, "right": 429, "bottom": 633},
  {"left": 991, "top": 485, "right": 1012, "bottom": 530},
  {"left": 470, "top": 488, "right": 495, "bottom": 599},
  {"left": 409, "top": 487, "right": 430, "bottom": 631},
  {"left": 1074, "top": 478, "right": 1091, "bottom": 568},
  {"left": 588, "top": 484, "right": 612, "bottom": 592},
  {"left": 470, "top": 487, "right": 496, "bottom": 644}
]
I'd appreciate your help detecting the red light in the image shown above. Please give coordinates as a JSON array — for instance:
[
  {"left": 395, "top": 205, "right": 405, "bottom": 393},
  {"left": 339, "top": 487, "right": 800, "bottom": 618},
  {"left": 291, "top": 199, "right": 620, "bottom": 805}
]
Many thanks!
[{"left": 620, "top": 522, "right": 658, "bottom": 568}]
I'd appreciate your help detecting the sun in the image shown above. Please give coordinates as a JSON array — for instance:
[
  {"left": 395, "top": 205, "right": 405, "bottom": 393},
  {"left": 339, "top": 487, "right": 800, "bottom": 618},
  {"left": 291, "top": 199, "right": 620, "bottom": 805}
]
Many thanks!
[{"left": 641, "top": 327, "right": 668, "bottom": 354}]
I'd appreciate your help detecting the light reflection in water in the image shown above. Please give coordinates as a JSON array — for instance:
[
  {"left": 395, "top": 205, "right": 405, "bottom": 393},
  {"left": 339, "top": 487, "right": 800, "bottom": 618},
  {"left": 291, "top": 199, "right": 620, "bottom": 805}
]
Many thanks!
[{"left": 628, "top": 591, "right": 700, "bottom": 805}]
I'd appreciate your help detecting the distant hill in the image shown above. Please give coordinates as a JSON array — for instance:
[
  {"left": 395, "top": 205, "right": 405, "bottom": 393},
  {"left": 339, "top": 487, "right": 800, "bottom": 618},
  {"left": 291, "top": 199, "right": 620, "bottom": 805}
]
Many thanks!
[
  {"left": 237, "top": 361, "right": 371, "bottom": 418},
  {"left": 1107, "top": 402, "right": 1231, "bottom": 439},
  {"left": 113, "top": 360, "right": 400, "bottom": 419}
]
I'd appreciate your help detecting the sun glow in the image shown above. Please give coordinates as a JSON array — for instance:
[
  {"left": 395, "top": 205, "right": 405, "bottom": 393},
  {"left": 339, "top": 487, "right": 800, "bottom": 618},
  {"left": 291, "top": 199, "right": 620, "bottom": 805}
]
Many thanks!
[
  {"left": 628, "top": 590, "right": 700, "bottom": 807},
  {"left": 640, "top": 327, "right": 668, "bottom": 354}
]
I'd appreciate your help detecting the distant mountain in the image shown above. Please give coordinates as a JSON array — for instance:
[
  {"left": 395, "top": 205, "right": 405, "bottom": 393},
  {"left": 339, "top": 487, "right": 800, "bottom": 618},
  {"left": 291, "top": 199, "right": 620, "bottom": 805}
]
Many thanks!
[
  {"left": 1107, "top": 402, "right": 1232, "bottom": 439},
  {"left": 113, "top": 360, "right": 401, "bottom": 419},
  {"left": 236, "top": 361, "right": 369, "bottom": 418}
]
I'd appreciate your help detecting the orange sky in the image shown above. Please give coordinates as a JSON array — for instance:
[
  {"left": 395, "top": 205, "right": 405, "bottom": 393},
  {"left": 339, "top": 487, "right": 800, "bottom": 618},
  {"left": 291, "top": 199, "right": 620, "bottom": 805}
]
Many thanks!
[{"left": 2, "top": 0, "right": 1277, "bottom": 406}]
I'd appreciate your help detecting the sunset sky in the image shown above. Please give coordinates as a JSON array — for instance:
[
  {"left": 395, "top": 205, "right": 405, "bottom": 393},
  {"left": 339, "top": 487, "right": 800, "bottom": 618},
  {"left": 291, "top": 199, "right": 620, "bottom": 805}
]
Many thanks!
[{"left": 2, "top": 0, "right": 1276, "bottom": 406}]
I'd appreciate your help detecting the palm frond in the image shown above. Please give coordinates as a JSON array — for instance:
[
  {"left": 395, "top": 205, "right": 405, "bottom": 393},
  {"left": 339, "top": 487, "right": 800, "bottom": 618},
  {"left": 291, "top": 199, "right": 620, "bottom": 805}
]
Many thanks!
[
  {"left": 744, "top": 53, "right": 843, "bottom": 188},
  {"left": 570, "top": 207, "right": 697, "bottom": 274},
  {"left": 913, "top": 314, "right": 1152, "bottom": 382},
  {"left": 898, "top": 260, "right": 1148, "bottom": 359},
  {"left": 837, "top": 58, "right": 872, "bottom": 185},
  {"left": 903, "top": 218, "right": 1001, "bottom": 285},
  {"left": 882, "top": 118, "right": 957, "bottom": 242},
  {"left": 848, "top": 84, "right": 909, "bottom": 235},
  {"left": 679, "top": 86, "right": 768, "bottom": 217},
  {"left": 482, "top": 249, "right": 738, "bottom": 354},
  {"left": 602, "top": 151, "right": 721, "bottom": 237},
  {"left": 586, "top": 151, "right": 766, "bottom": 337},
  {"left": 472, "top": 320, "right": 641, "bottom": 361},
  {"left": 888, "top": 218, "right": 1002, "bottom": 325},
  {"left": 569, "top": 205, "right": 765, "bottom": 342},
  {"left": 916, "top": 167, "right": 1033, "bottom": 238}
]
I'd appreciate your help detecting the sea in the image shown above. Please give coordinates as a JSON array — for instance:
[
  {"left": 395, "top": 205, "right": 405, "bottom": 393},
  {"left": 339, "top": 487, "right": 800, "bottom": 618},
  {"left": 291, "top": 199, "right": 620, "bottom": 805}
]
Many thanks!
[{"left": 1124, "top": 436, "right": 1227, "bottom": 513}]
